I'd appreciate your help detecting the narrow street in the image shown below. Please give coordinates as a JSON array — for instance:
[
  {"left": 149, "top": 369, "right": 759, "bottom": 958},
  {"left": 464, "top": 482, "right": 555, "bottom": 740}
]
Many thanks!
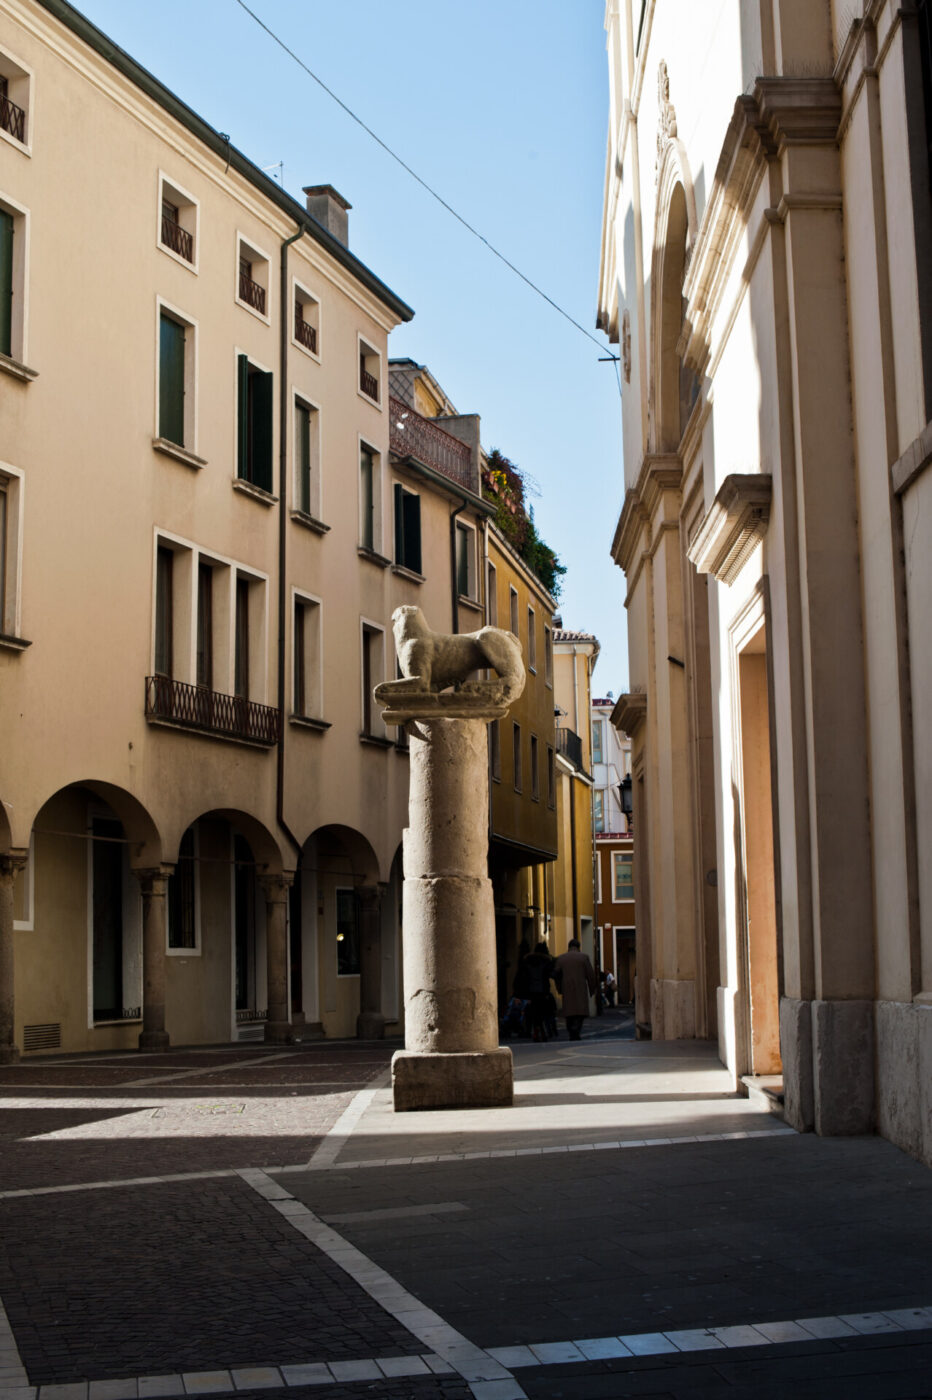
[{"left": 1, "top": 1020, "right": 929, "bottom": 1399}]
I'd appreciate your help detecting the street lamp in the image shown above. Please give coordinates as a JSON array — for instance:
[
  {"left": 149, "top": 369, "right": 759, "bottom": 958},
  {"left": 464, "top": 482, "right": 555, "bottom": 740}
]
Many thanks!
[{"left": 620, "top": 773, "right": 633, "bottom": 818}]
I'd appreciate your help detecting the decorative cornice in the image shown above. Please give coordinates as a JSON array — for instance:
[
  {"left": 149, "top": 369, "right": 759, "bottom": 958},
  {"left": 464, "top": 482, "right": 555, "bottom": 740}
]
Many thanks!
[
  {"left": 611, "top": 692, "right": 647, "bottom": 737},
  {"left": 754, "top": 77, "right": 841, "bottom": 150},
  {"left": 655, "top": 59, "right": 678, "bottom": 183},
  {"left": 686, "top": 473, "right": 772, "bottom": 585}
]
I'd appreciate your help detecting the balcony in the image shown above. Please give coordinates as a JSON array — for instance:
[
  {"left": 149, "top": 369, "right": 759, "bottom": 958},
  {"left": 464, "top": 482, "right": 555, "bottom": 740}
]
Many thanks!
[
  {"left": 0, "top": 92, "right": 25, "bottom": 143},
  {"left": 389, "top": 395, "right": 474, "bottom": 493},
  {"left": 239, "top": 269, "right": 266, "bottom": 315},
  {"left": 360, "top": 361, "right": 379, "bottom": 400},
  {"left": 295, "top": 306, "right": 317, "bottom": 353},
  {"left": 556, "top": 726, "right": 585, "bottom": 772},
  {"left": 145, "top": 675, "right": 280, "bottom": 746},
  {"left": 161, "top": 212, "right": 193, "bottom": 263}
]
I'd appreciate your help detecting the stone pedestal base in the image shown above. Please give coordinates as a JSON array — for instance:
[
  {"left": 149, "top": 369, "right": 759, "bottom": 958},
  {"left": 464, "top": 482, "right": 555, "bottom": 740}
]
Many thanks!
[
  {"left": 392, "top": 1048, "right": 514, "bottom": 1111},
  {"left": 264, "top": 1020, "right": 293, "bottom": 1045},
  {"left": 138, "top": 1030, "right": 170, "bottom": 1053}
]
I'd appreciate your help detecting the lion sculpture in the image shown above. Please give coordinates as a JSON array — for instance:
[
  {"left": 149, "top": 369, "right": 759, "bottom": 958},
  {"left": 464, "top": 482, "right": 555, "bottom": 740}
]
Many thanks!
[{"left": 385, "top": 605, "right": 525, "bottom": 705}]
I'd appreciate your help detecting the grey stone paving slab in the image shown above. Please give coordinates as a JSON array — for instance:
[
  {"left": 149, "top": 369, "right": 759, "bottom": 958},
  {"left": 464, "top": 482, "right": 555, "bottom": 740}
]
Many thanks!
[{"left": 277, "top": 1363, "right": 332, "bottom": 1386}]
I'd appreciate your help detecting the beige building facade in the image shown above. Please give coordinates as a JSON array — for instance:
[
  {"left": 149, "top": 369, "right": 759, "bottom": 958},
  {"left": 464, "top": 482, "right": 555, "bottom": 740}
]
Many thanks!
[
  {"left": 599, "top": 0, "right": 932, "bottom": 1162},
  {"left": 0, "top": 0, "right": 506, "bottom": 1057}
]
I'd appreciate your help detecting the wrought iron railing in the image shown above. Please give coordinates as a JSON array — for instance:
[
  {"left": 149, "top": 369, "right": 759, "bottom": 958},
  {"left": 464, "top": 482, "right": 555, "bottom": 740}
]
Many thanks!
[
  {"left": 0, "top": 93, "right": 25, "bottom": 143},
  {"left": 145, "top": 675, "right": 280, "bottom": 746},
  {"left": 161, "top": 213, "right": 193, "bottom": 263},
  {"left": 556, "top": 726, "right": 584, "bottom": 772},
  {"left": 239, "top": 271, "right": 266, "bottom": 315},
  {"left": 295, "top": 308, "right": 317, "bottom": 353},
  {"left": 236, "top": 1007, "right": 268, "bottom": 1023},
  {"left": 388, "top": 395, "right": 474, "bottom": 492},
  {"left": 360, "top": 365, "right": 379, "bottom": 400}
]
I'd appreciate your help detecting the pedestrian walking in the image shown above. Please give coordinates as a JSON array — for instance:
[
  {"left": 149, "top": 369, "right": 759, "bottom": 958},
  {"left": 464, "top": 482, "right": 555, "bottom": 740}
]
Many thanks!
[
  {"left": 524, "top": 940, "right": 555, "bottom": 1042},
  {"left": 554, "top": 938, "right": 597, "bottom": 1041},
  {"left": 604, "top": 970, "right": 616, "bottom": 1007}
]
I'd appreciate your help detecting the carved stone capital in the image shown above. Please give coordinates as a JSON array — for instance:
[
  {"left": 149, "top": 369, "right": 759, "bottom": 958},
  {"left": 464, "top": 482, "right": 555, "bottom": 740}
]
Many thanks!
[{"left": 687, "top": 473, "right": 772, "bottom": 585}]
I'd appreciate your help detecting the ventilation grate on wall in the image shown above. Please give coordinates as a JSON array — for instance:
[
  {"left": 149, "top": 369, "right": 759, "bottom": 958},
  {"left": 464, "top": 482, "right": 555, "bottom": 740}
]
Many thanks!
[{"left": 23, "top": 1022, "right": 62, "bottom": 1052}]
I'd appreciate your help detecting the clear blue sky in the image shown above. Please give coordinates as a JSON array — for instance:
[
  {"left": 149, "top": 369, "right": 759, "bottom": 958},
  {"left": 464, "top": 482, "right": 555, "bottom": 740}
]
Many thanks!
[{"left": 77, "top": 0, "right": 629, "bottom": 696}]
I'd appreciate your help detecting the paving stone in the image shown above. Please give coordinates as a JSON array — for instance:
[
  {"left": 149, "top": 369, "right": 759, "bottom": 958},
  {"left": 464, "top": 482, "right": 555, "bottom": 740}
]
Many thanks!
[
  {"left": 374, "top": 1356, "right": 430, "bottom": 1377},
  {"left": 180, "top": 1375, "right": 232, "bottom": 1395},
  {"left": 229, "top": 1370, "right": 281, "bottom": 1391},
  {"left": 277, "top": 1363, "right": 332, "bottom": 1386}
]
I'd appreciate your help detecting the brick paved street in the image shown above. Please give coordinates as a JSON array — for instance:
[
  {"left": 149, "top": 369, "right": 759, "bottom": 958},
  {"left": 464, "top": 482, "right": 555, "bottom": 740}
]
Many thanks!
[{"left": 0, "top": 1019, "right": 930, "bottom": 1399}]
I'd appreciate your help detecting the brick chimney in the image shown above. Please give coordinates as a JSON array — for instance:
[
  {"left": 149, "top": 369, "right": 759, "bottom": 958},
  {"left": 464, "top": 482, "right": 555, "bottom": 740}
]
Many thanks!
[{"left": 303, "top": 185, "right": 351, "bottom": 246}]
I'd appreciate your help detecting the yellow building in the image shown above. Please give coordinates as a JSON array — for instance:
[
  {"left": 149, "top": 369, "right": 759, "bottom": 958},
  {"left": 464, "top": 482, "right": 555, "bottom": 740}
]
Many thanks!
[
  {"left": 0, "top": 0, "right": 497, "bottom": 1057},
  {"left": 551, "top": 628, "right": 599, "bottom": 968}
]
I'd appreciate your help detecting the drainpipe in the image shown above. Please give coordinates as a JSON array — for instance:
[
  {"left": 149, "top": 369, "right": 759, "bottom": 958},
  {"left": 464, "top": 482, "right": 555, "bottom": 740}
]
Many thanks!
[{"left": 277, "top": 227, "right": 304, "bottom": 864}]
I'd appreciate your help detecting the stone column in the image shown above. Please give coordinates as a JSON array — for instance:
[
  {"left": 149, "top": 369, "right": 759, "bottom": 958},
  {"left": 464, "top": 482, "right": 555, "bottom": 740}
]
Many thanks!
[
  {"left": 393, "top": 716, "right": 513, "bottom": 1109},
  {"left": 261, "top": 872, "right": 293, "bottom": 1043},
  {"left": 356, "top": 883, "right": 386, "bottom": 1040},
  {"left": 134, "top": 867, "right": 172, "bottom": 1052},
  {"left": 0, "top": 851, "right": 28, "bottom": 1065}
]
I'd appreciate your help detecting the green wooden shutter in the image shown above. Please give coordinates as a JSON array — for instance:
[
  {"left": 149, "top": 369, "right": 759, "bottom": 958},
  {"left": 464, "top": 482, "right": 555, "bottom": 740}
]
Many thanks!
[
  {"left": 297, "top": 403, "right": 311, "bottom": 514},
  {"left": 360, "top": 449, "right": 373, "bottom": 550},
  {"left": 394, "top": 483, "right": 404, "bottom": 563},
  {"left": 252, "top": 369, "right": 273, "bottom": 492},
  {"left": 158, "top": 315, "right": 185, "bottom": 445},
  {"left": 0, "top": 209, "right": 14, "bottom": 358},
  {"left": 236, "top": 354, "right": 250, "bottom": 479},
  {"left": 404, "top": 491, "right": 421, "bottom": 574}
]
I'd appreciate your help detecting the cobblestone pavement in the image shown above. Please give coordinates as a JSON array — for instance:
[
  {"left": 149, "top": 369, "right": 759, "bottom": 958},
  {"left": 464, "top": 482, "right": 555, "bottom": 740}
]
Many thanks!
[{"left": 0, "top": 1021, "right": 930, "bottom": 1399}]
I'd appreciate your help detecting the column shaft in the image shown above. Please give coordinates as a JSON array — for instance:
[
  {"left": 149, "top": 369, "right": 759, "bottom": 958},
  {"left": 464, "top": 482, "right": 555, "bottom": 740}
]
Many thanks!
[
  {"left": 0, "top": 854, "right": 27, "bottom": 1065},
  {"left": 136, "top": 868, "right": 171, "bottom": 1053},
  {"left": 262, "top": 873, "right": 293, "bottom": 1043}
]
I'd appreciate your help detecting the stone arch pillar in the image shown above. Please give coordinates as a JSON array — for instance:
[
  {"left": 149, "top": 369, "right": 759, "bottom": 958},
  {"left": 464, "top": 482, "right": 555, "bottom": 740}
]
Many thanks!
[
  {"left": 134, "top": 865, "right": 174, "bottom": 1052},
  {"left": 0, "top": 850, "right": 29, "bottom": 1065}
]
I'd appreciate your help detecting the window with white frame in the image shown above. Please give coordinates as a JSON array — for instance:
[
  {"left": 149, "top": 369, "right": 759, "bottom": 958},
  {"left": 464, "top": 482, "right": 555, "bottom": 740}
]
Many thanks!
[
  {"left": 157, "top": 302, "right": 197, "bottom": 453},
  {"left": 509, "top": 586, "right": 519, "bottom": 637},
  {"left": 358, "top": 335, "right": 381, "bottom": 404},
  {"left": 294, "top": 395, "right": 320, "bottom": 518},
  {"left": 236, "top": 353, "right": 273, "bottom": 492},
  {"left": 0, "top": 192, "right": 29, "bottom": 367},
  {"left": 592, "top": 719, "right": 603, "bottom": 765},
  {"left": 168, "top": 826, "right": 199, "bottom": 951},
  {"left": 359, "top": 441, "right": 382, "bottom": 552},
  {"left": 394, "top": 482, "right": 422, "bottom": 574},
  {"left": 486, "top": 560, "right": 498, "bottom": 625},
  {"left": 293, "top": 593, "right": 322, "bottom": 719},
  {"left": 530, "top": 733, "right": 539, "bottom": 801},
  {"left": 0, "top": 49, "right": 32, "bottom": 153},
  {"left": 613, "top": 852, "right": 634, "bottom": 901},
  {"left": 527, "top": 606, "right": 537, "bottom": 671},
  {"left": 158, "top": 173, "right": 198, "bottom": 270},
  {"left": 236, "top": 234, "right": 270, "bottom": 319},
  {"left": 361, "top": 621, "right": 385, "bottom": 737},
  {"left": 293, "top": 279, "right": 320, "bottom": 357},
  {"left": 0, "top": 464, "right": 24, "bottom": 643},
  {"left": 593, "top": 789, "right": 605, "bottom": 833},
  {"left": 456, "top": 521, "right": 476, "bottom": 599}
]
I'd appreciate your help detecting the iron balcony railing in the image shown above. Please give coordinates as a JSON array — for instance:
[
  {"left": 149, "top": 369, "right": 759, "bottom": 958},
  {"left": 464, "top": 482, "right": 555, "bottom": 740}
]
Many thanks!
[
  {"left": 161, "top": 212, "right": 194, "bottom": 263},
  {"left": 295, "top": 309, "right": 317, "bottom": 353},
  {"left": 360, "top": 364, "right": 379, "bottom": 400},
  {"left": 239, "top": 270, "right": 266, "bottom": 315},
  {"left": 556, "top": 726, "right": 585, "bottom": 772},
  {"left": 146, "top": 675, "right": 280, "bottom": 746},
  {"left": 0, "top": 93, "right": 25, "bottom": 143},
  {"left": 236, "top": 1007, "right": 268, "bottom": 1024},
  {"left": 389, "top": 395, "right": 475, "bottom": 493}
]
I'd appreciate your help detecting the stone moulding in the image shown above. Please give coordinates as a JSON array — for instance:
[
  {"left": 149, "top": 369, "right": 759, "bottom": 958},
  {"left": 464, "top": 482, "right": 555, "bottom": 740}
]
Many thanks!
[
  {"left": 687, "top": 473, "right": 772, "bottom": 585},
  {"left": 612, "top": 691, "right": 647, "bottom": 737},
  {"left": 374, "top": 683, "right": 513, "bottom": 726}
]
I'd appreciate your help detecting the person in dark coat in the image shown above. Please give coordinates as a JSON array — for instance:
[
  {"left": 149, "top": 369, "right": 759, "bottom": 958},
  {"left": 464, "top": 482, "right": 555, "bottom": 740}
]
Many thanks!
[
  {"left": 523, "top": 940, "right": 555, "bottom": 1042},
  {"left": 553, "top": 938, "right": 597, "bottom": 1040}
]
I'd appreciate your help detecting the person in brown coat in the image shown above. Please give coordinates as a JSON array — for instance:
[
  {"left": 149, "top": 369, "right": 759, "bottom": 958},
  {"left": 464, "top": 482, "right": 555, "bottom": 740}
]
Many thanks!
[{"left": 553, "top": 938, "right": 597, "bottom": 1041}]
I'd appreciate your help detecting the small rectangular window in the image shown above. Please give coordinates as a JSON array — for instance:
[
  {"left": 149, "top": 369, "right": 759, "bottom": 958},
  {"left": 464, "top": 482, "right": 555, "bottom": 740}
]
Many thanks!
[
  {"left": 487, "top": 561, "right": 498, "bottom": 625},
  {"left": 359, "top": 444, "right": 380, "bottom": 551},
  {"left": 0, "top": 52, "right": 30, "bottom": 150},
  {"left": 236, "top": 236, "right": 269, "bottom": 318},
  {"left": 592, "top": 720, "right": 603, "bottom": 765},
  {"left": 594, "top": 789, "right": 605, "bottom": 833},
  {"left": 295, "top": 399, "right": 320, "bottom": 518},
  {"left": 196, "top": 562, "right": 213, "bottom": 690},
  {"left": 0, "top": 206, "right": 12, "bottom": 358},
  {"left": 527, "top": 607, "right": 537, "bottom": 671},
  {"left": 530, "top": 734, "right": 539, "bottom": 801},
  {"left": 513, "top": 722, "right": 522, "bottom": 792},
  {"left": 293, "top": 282, "right": 320, "bottom": 356},
  {"left": 361, "top": 624, "right": 384, "bottom": 736},
  {"left": 394, "top": 483, "right": 422, "bottom": 573},
  {"left": 158, "top": 174, "right": 198, "bottom": 268},
  {"left": 234, "top": 576, "right": 250, "bottom": 700},
  {"left": 336, "top": 889, "right": 360, "bottom": 975},
  {"left": 237, "top": 355, "right": 273, "bottom": 492},
  {"left": 158, "top": 313, "right": 186, "bottom": 446},
  {"left": 293, "top": 595, "right": 321, "bottom": 718},
  {"left": 0, "top": 468, "right": 22, "bottom": 641},
  {"left": 359, "top": 337, "right": 380, "bottom": 402},
  {"left": 547, "top": 745, "right": 555, "bottom": 808},
  {"left": 510, "top": 587, "right": 519, "bottom": 637}
]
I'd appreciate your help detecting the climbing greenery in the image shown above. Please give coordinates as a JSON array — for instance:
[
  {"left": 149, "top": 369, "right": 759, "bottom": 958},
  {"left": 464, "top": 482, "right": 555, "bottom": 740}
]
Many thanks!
[{"left": 482, "top": 449, "right": 566, "bottom": 600}]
